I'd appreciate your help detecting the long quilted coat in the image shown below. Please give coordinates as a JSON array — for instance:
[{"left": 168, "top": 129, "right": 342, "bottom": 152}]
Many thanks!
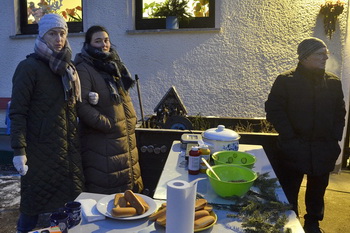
[
  {"left": 9, "top": 55, "right": 85, "bottom": 216},
  {"left": 265, "top": 63, "right": 346, "bottom": 175},
  {"left": 74, "top": 53, "right": 143, "bottom": 194}
]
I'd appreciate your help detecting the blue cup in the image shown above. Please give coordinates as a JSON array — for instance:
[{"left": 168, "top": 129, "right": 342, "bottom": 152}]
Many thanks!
[
  {"left": 50, "top": 212, "right": 69, "bottom": 233},
  {"left": 65, "top": 201, "right": 82, "bottom": 228}
]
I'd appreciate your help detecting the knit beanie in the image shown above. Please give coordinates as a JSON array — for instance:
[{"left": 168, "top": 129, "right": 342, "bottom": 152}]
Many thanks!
[
  {"left": 38, "top": 14, "right": 68, "bottom": 38},
  {"left": 297, "top": 37, "right": 327, "bottom": 60}
]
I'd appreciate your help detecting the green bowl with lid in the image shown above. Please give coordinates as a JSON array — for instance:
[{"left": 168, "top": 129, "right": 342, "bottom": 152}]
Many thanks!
[{"left": 211, "top": 151, "right": 256, "bottom": 169}]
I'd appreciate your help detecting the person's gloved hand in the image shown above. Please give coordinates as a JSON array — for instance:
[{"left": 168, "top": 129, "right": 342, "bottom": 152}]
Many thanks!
[
  {"left": 13, "top": 155, "right": 28, "bottom": 176},
  {"left": 89, "top": 92, "right": 99, "bottom": 105}
]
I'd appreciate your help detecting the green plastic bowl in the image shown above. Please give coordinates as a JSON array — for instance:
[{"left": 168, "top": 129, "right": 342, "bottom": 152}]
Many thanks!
[
  {"left": 206, "top": 164, "right": 257, "bottom": 198},
  {"left": 211, "top": 151, "right": 256, "bottom": 168}
]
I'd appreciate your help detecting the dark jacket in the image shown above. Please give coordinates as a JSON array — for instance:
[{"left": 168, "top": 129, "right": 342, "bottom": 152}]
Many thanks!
[
  {"left": 9, "top": 55, "right": 85, "bottom": 216},
  {"left": 74, "top": 53, "right": 143, "bottom": 194},
  {"left": 265, "top": 64, "right": 346, "bottom": 175}
]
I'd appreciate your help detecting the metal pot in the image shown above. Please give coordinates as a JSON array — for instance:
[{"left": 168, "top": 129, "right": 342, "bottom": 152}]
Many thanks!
[{"left": 202, "top": 125, "right": 240, "bottom": 153}]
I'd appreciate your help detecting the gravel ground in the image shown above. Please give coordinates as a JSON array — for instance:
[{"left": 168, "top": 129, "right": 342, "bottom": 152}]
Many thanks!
[
  {"left": 0, "top": 165, "right": 54, "bottom": 233},
  {"left": 0, "top": 164, "right": 21, "bottom": 233}
]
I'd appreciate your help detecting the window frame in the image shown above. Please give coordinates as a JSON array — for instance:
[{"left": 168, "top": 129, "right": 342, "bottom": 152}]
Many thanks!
[
  {"left": 135, "top": 0, "right": 215, "bottom": 30},
  {"left": 19, "top": 0, "right": 83, "bottom": 35}
]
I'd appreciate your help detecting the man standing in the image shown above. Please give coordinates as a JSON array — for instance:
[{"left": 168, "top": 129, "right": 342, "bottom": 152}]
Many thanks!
[{"left": 265, "top": 37, "right": 346, "bottom": 233}]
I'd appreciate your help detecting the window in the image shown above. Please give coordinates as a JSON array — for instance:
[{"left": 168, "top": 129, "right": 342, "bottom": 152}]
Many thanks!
[
  {"left": 19, "top": 0, "right": 83, "bottom": 35},
  {"left": 135, "top": 0, "right": 215, "bottom": 30}
]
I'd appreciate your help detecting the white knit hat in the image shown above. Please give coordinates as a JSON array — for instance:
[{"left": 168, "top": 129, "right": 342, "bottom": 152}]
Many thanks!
[{"left": 38, "top": 13, "right": 68, "bottom": 38}]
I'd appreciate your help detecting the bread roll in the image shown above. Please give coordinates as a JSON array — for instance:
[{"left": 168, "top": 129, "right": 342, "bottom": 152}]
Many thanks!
[
  {"left": 137, "top": 194, "right": 150, "bottom": 212},
  {"left": 194, "top": 215, "right": 215, "bottom": 229},
  {"left": 156, "top": 213, "right": 166, "bottom": 226},
  {"left": 194, "top": 210, "right": 210, "bottom": 220},
  {"left": 195, "top": 198, "right": 208, "bottom": 210},
  {"left": 204, "top": 204, "right": 213, "bottom": 212},
  {"left": 149, "top": 206, "right": 166, "bottom": 221},
  {"left": 124, "top": 190, "right": 146, "bottom": 215},
  {"left": 111, "top": 207, "right": 137, "bottom": 217},
  {"left": 116, "top": 196, "right": 128, "bottom": 208},
  {"left": 113, "top": 193, "right": 124, "bottom": 206}
]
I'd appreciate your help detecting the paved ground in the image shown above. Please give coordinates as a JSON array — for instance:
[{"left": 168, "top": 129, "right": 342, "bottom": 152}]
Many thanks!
[
  {"left": 1, "top": 165, "right": 349, "bottom": 233},
  {"left": 298, "top": 169, "right": 350, "bottom": 233}
]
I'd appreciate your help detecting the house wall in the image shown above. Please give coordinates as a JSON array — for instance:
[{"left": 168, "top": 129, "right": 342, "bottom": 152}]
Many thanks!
[
  {"left": 1, "top": 1, "right": 349, "bottom": 151},
  {"left": 0, "top": 0, "right": 349, "bottom": 170},
  {"left": 1, "top": 1, "right": 348, "bottom": 120}
]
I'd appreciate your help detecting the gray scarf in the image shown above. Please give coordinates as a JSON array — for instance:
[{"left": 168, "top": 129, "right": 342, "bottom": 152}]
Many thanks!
[{"left": 34, "top": 37, "right": 81, "bottom": 103}]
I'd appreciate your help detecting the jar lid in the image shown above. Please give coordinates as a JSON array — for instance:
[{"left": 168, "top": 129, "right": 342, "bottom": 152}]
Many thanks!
[{"left": 202, "top": 125, "right": 240, "bottom": 141}]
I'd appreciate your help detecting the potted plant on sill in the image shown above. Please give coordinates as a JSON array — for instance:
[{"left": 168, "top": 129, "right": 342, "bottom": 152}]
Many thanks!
[{"left": 149, "top": 0, "right": 192, "bottom": 29}]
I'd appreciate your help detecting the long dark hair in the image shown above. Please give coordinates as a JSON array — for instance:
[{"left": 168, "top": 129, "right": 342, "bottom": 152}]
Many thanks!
[{"left": 84, "top": 25, "right": 109, "bottom": 44}]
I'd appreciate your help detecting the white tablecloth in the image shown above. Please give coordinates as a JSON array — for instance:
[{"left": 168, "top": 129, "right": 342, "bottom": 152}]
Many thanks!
[{"left": 71, "top": 141, "right": 304, "bottom": 233}]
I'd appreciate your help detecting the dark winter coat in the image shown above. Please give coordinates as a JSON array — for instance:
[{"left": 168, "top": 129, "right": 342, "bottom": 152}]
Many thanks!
[
  {"left": 9, "top": 55, "right": 85, "bottom": 216},
  {"left": 265, "top": 63, "right": 346, "bottom": 175},
  {"left": 74, "top": 53, "right": 143, "bottom": 194}
]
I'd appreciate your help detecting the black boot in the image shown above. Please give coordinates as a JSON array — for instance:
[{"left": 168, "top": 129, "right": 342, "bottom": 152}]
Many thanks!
[{"left": 303, "top": 219, "right": 322, "bottom": 233}]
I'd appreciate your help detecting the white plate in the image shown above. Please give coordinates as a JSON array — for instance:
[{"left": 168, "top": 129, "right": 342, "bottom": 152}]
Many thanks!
[{"left": 96, "top": 193, "right": 157, "bottom": 220}]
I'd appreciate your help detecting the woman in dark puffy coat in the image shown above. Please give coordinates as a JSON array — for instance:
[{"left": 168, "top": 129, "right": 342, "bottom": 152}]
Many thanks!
[
  {"left": 10, "top": 14, "right": 84, "bottom": 233},
  {"left": 74, "top": 25, "right": 143, "bottom": 194}
]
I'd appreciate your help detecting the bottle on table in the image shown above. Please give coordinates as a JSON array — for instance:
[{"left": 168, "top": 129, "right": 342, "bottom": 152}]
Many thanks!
[
  {"left": 199, "top": 144, "right": 211, "bottom": 173},
  {"left": 188, "top": 146, "right": 201, "bottom": 175}
]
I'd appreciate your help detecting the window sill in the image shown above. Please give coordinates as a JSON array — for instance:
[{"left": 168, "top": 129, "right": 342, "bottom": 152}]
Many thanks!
[
  {"left": 126, "top": 27, "right": 221, "bottom": 35},
  {"left": 9, "top": 32, "right": 85, "bottom": 39}
]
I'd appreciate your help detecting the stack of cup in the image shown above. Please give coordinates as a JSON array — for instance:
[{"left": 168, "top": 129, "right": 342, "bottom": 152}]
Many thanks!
[{"left": 50, "top": 201, "right": 82, "bottom": 233}]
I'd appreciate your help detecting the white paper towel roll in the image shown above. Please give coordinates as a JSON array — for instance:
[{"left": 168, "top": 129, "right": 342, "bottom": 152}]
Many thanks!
[{"left": 166, "top": 178, "right": 204, "bottom": 233}]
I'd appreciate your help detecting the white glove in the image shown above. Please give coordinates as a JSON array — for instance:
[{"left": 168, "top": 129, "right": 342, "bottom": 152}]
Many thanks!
[
  {"left": 89, "top": 92, "right": 99, "bottom": 105},
  {"left": 13, "top": 155, "right": 28, "bottom": 176}
]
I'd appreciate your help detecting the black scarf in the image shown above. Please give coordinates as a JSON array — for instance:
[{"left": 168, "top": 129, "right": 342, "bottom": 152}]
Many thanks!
[
  {"left": 81, "top": 43, "right": 135, "bottom": 103},
  {"left": 297, "top": 62, "right": 326, "bottom": 87}
]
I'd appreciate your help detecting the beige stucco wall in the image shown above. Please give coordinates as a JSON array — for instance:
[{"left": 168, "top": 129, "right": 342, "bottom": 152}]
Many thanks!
[{"left": 1, "top": 0, "right": 349, "bottom": 128}]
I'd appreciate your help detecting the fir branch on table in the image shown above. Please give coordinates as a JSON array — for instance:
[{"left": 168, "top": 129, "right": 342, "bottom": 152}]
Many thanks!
[
  {"left": 253, "top": 172, "right": 281, "bottom": 201},
  {"left": 238, "top": 200, "right": 291, "bottom": 233},
  {"left": 205, "top": 172, "right": 293, "bottom": 233}
]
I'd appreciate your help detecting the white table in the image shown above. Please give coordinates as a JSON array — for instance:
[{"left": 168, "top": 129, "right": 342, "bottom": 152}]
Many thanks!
[
  {"left": 152, "top": 141, "right": 304, "bottom": 232},
  {"left": 71, "top": 141, "right": 304, "bottom": 232},
  {"left": 154, "top": 142, "right": 286, "bottom": 204}
]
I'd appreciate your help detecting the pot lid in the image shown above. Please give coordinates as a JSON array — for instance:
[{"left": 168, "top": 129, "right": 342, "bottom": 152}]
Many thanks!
[{"left": 202, "top": 125, "right": 240, "bottom": 141}]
